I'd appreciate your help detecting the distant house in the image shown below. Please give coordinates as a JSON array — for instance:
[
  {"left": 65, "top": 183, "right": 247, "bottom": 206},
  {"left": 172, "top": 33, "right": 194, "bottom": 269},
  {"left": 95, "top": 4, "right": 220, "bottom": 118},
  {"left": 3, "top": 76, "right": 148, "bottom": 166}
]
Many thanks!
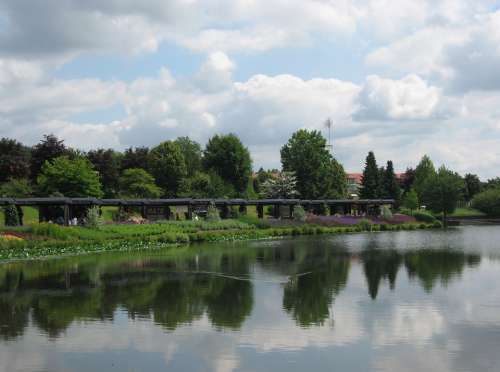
[{"left": 347, "top": 172, "right": 406, "bottom": 198}]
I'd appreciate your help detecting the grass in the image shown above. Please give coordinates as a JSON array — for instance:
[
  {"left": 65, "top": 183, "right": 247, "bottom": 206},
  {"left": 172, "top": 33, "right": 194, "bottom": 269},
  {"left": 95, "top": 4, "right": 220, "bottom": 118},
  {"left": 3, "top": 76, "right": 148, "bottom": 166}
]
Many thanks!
[{"left": 0, "top": 217, "right": 438, "bottom": 261}]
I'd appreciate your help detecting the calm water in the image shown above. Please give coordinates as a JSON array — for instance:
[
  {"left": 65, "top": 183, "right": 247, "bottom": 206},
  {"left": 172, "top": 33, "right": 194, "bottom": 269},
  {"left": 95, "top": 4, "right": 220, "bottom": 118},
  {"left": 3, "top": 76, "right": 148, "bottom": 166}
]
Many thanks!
[{"left": 1, "top": 226, "right": 500, "bottom": 372}]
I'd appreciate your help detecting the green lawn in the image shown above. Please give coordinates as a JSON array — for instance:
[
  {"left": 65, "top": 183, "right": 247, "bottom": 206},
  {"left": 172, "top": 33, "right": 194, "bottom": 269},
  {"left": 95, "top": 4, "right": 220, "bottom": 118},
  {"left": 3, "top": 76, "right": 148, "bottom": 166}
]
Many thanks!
[{"left": 437, "top": 208, "right": 486, "bottom": 218}]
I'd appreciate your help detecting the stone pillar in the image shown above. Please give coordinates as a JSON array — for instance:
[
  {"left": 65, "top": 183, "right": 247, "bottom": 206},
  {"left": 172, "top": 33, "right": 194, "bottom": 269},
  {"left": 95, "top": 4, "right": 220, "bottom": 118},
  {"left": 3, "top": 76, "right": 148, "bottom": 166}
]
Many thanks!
[
  {"left": 63, "top": 204, "right": 70, "bottom": 226},
  {"left": 257, "top": 205, "right": 264, "bottom": 219},
  {"left": 221, "top": 204, "right": 230, "bottom": 219},
  {"left": 165, "top": 206, "right": 171, "bottom": 220},
  {"left": 141, "top": 205, "right": 147, "bottom": 219},
  {"left": 239, "top": 204, "right": 247, "bottom": 215},
  {"left": 187, "top": 204, "right": 193, "bottom": 220},
  {"left": 274, "top": 204, "right": 281, "bottom": 219},
  {"left": 289, "top": 205, "right": 295, "bottom": 219},
  {"left": 329, "top": 205, "right": 336, "bottom": 216}
]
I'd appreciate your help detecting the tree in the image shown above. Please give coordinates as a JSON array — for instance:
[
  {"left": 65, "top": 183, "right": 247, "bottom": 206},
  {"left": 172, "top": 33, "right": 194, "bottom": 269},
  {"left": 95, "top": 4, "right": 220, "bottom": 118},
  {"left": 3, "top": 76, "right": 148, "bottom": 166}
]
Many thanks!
[
  {"left": 281, "top": 129, "right": 346, "bottom": 199},
  {"left": 472, "top": 188, "right": 500, "bottom": 217},
  {"left": 484, "top": 177, "right": 500, "bottom": 190},
  {"left": 30, "top": 135, "right": 68, "bottom": 181},
  {"left": 463, "top": 173, "right": 482, "bottom": 202},
  {"left": 121, "top": 146, "right": 150, "bottom": 171},
  {"left": 380, "top": 161, "right": 401, "bottom": 203},
  {"left": 401, "top": 167, "right": 416, "bottom": 193},
  {"left": 178, "top": 171, "right": 235, "bottom": 198},
  {"left": 413, "top": 155, "right": 436, "bottom": 201},
  {"left": 360, "top": 151, "right": 380, "bottom": 199},
  {"left": 0, "top": 138, "right": 31, "bottom": 183},
  {"left": 86, "top": 149, "right": 122, "bottom": 198},
  {"left": 149, "top": 141, "right": 187, "bottom": 197},
  {"left": 0, "top": 178, "right": 33, "bottom": 198},
  {"left": 421, "top": 166, "right": 464, "bottom": 227},
  {"left": 260, "top": 171, "right": 299, "bottom": 199},
  {"left": 119, "top": 168, "right": 162, "bottom": 199},
  {"left": 174, "top": 137, "right": 202, "bottom": 177},
  {"left": 37, "top": 156, "right": 103, "bottom": 198},
  {"left": 402, "top": 188, "right": 419, "bottom": 214},
  {"left": 203, "top": 134, "right": 252, "bottom": 195}
]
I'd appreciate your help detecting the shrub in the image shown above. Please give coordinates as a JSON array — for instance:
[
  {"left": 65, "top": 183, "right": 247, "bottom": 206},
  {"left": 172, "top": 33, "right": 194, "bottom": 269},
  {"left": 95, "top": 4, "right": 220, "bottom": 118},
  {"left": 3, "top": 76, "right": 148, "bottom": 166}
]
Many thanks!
[
  {"left": 472, "top": 188, "right": 500, "bottom": 216},
  {"left": 293, "top": 205, "right": 306, "bottom": 222},
  {"left": 413, "top": 210, "right": 437, "bottom": 223},
  {"left": 3, "top": 204, "right": 20, "bottom": 226},
  {"left": 357, "top": 218, "right": 373, "bottom": 231},
  {"left": 381, "top": 205, "right": 393, "bottom": 220},
  {"left": 432, "top": 220, "right": 443, "bottom": 228},
  {"left": 84, "top": 206, "right": 103, "bottom": 228},
  {"left": 31, "top": 223, "right": 74, "bottom": 240},
  {"left": 205, "top": 201, "right": 221, "bottom": 222}
]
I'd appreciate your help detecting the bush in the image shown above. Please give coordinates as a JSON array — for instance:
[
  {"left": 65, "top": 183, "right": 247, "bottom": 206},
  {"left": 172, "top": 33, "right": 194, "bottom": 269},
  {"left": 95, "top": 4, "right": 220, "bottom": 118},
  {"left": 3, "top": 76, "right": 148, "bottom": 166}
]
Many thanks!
[
  {"left": 472, "top": 188, "right": 500, "bottom": 216},
  {"left": 293, "top": 205, "right": 306, "bottom": 222},
  {"left": 84, "top": 206, "right": 103, "bottom": 228},
  {"left": 381, "top": 205, "right": 393, "bottom": 220},
  {"left": 357, "top": 218, "right": 373, "bottom": 231},
  {"left": 413, "top": 210, "right": 437, "bottom": 223},
  {"left": 205, "top": 201, "right": 221, "bottom": 222},
  {"left": 3, "top": 204, "right": 20, "bottom": 226}
]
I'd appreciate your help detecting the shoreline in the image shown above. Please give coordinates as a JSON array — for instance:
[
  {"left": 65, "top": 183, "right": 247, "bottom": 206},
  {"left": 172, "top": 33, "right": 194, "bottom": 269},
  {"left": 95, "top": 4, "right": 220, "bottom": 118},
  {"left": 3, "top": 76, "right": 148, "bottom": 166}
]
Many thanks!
[{"left": 0, "top": 221, "right": 439, "bottom": 262}]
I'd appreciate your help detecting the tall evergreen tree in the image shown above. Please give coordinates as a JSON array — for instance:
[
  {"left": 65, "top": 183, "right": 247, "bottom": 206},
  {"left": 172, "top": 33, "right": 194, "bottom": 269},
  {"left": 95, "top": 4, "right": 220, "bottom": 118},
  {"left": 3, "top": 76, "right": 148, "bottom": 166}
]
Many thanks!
[
  {"left": 360, "top": 151, "right": 380, "bottom": 199},
  {"left": 30, "top": 135, "right": 68, "bottom": 181},
  {"left": 463, "top": 173, "right": 482, "bottom": 201},
  {"left": 401, "top": 167, "right": 416, "bottom": 193},
  {"left": 381, "top": 160, "right": 401, "bottom": 202}
]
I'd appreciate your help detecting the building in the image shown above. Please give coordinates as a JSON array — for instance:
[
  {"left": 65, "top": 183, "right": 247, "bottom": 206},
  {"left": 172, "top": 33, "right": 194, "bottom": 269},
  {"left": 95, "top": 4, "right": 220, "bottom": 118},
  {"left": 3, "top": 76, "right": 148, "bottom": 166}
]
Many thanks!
[{"left": 347, "top": 172, "right": 407, "bottom": 198}]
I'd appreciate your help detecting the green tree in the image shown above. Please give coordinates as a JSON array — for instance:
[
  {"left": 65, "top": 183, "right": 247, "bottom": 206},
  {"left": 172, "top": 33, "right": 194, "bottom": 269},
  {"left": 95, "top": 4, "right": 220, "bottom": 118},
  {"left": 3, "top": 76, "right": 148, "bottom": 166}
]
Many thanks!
[
  {"left": 421, "top": 166, "right": 463, "bottom": 227},
  {"left": 281, "top": 129, "right": 346, "bottom": 199},
  {"left": 413, "top": 155, "right": 436, "bottom": 201},
  {"left": 30, "top": 135, "right": 68, "bottom": 181},
  {"left": 86, "top": 149, "right": 122, "bottom": 198},
  {"left": 380, "top": 160, "right": 401, "bottom": 203},
  {"left": 360, "top": 151, "right": 380, "bottom": 199},
  {"left": 472, "top": 188, "right": 500, "bottom": 217},
  {"left": 463, "top": 173, "right": 482, "bottom": 202},
  {"left": 260, "top": 171, "right": 299, "bottom": 199},
  {"left": 0, "top": 138, "right": 31, "bottom": 183},
  {"left": 121, "top": 146, "right": 149, "bottom": 171},
  {"left": 401, "top": 167, "right": 416, "bottom": 193},
  {"left": 37, "top": 156, "right": 103, "bottom": 197},
  {"left": 0, "top": 178, "right": 33, "bottom": 198},
  {"left": 119, "top": 168, "right": 162, "bottom": 199},
  {"left": 203, "top": 134, "right": 252, "bottom": 195},
  {"left": 174, "top": 137, "right": 203, "bottom": 177},
  {"left": 402, "top": 188, "right": 419, "bottom": 214},
  {"left": 149, "top": 141, "right": 187, "bottom": 197}
]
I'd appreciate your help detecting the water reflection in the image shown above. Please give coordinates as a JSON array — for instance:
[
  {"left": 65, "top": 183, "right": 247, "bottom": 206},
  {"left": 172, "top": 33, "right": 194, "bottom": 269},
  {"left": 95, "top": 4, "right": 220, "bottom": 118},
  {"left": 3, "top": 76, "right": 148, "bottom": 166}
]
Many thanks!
[{"left": 0, "top": 236, "right": 483, "bottom": 340}]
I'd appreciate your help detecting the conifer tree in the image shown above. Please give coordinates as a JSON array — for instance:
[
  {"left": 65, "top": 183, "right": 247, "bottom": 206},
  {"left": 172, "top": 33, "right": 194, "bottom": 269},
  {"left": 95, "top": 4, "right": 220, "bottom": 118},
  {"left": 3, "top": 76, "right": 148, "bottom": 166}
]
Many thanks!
[{"left": 360, "top": 151, "right": 380, "bottom": 199}]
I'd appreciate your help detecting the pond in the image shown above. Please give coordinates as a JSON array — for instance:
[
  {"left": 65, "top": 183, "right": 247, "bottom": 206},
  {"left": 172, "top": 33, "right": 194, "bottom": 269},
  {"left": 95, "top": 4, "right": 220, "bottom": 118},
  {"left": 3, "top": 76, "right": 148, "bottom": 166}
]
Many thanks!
[{"left": 1, "top": 226, "right": 500, "bottom": 372}]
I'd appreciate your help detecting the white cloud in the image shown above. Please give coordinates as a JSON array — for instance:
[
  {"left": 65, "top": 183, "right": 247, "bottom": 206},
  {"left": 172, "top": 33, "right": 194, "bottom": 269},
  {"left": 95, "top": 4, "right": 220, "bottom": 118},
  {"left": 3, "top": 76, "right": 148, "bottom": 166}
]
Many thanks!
[{"left": 356, "top": 74, "right": 443, "bottom": 120}]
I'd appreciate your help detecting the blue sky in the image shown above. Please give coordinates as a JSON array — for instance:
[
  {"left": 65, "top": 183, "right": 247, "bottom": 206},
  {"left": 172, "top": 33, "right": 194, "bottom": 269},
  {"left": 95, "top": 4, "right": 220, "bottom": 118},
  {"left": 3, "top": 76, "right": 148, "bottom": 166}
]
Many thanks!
[{"left": 1, "top": 0, "right": 500, "bottom": 178}]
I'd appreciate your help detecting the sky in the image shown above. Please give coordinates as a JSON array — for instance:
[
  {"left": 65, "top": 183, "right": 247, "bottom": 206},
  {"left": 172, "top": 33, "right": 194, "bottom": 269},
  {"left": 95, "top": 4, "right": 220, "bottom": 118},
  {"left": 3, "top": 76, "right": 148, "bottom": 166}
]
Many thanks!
[{"left": 1, "top": 0, "right": 500, "bottom": 179}]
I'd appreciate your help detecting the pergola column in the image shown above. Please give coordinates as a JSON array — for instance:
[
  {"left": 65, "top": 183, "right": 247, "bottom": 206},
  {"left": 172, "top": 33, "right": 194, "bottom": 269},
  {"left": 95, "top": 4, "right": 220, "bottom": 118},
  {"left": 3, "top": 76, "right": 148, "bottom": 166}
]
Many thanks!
[
  {"left": 257, "top": 205, "right": 264, "bottom": 219},
  {"left": 63, "top": 204, "right": 70, "bottom": 226},
  {"left": 273, "top": 204, "right": 281, "bottom": 219},
  {"left": 239, "top": 204, "right": 247, "bottom": 215},
  {"left": 289, "top": 204, "right": 295, "bottom": 219}
]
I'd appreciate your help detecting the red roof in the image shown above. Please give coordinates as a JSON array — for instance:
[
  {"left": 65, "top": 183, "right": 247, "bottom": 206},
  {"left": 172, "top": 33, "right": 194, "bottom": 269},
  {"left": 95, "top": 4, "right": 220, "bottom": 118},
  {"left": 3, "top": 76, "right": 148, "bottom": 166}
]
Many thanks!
[{"left": 347, "top": 173, "right": 363, "bottom": 183}]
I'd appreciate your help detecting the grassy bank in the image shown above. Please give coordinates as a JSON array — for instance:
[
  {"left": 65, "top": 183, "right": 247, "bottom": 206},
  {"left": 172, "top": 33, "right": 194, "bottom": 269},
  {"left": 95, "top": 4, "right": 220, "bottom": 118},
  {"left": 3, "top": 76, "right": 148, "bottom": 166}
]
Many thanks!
[{"left": 0, "top": 218, "right": 439, "bottom": 261}]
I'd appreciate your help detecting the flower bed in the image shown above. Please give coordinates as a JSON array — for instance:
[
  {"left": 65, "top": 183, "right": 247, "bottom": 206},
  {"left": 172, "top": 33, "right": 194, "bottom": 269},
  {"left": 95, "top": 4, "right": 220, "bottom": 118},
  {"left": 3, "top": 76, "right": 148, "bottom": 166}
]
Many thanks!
[{"left": 305, "top": 213, "right": 415, "bottom": 226}]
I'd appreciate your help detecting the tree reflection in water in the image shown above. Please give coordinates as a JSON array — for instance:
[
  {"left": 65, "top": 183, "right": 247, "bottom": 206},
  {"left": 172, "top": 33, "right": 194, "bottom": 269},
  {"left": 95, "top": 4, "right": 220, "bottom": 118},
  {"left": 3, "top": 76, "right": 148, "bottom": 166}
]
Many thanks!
[{"left": 0, "top": 240, "right": 482, "bottom": 340}]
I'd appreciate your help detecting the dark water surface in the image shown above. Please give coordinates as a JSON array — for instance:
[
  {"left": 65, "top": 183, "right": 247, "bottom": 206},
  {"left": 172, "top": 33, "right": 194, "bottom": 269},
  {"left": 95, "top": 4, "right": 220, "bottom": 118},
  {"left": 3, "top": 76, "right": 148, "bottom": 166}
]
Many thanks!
[{"left": 1, "top": 226, "right": 500, "bottom": 372}]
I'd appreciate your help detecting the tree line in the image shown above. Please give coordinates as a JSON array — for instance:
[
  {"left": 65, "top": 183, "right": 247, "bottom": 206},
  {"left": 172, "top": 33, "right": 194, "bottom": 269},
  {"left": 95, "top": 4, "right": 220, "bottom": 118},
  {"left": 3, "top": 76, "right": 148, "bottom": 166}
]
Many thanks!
[{"left": 0, "top": 129, "right": 347, "bottom": 201}]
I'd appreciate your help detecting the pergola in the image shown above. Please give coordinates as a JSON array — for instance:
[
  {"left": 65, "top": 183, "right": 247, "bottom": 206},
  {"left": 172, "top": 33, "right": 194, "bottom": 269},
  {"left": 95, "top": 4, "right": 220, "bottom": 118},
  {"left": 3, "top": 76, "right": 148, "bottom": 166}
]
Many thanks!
[{"left": 0, "top": 197, "right": 395, "bottom": 225}]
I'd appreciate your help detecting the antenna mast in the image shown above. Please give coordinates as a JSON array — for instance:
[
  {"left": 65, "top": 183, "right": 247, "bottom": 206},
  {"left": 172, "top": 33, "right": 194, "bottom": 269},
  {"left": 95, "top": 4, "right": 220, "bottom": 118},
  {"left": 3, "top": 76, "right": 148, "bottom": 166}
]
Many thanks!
[{"left": 324, "top": 118, "right": 333, "bottom": 155}]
